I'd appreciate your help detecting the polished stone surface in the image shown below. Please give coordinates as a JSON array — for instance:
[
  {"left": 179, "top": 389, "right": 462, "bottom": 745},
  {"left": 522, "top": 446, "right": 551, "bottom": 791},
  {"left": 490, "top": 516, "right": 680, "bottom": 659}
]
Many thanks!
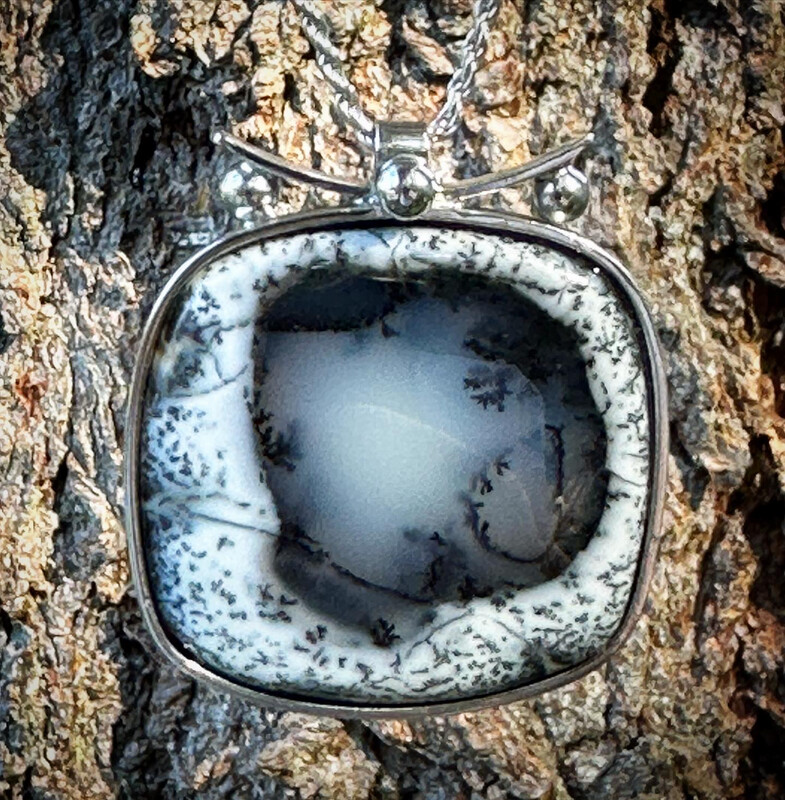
[
  {"left": 255, "top": 276, "right": 606, "bottom": 628},
  {"left": 140, "top": 226, "right": 651, "bottom": 704}
]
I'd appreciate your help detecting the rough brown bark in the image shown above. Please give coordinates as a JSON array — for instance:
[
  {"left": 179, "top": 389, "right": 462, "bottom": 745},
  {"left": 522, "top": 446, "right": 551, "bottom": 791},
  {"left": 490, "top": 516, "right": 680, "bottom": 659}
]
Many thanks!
[{"left": 0, "top": 0, "right": 784, "bottom": 798}]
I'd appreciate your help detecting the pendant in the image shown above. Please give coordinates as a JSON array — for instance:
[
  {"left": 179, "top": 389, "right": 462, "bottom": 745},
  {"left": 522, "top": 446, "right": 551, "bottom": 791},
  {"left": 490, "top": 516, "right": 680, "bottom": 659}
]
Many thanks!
[{"left": 125, "top": 123, "right": 667, "bottom": 716}]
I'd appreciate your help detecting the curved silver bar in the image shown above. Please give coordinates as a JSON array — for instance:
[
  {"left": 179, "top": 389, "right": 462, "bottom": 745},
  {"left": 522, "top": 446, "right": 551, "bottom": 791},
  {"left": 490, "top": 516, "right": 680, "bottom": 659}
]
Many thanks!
[
  {"left": 443, "top": 133, "right": 594, "bottom": 199},
  {"left": 213, "top": 132, "right": 368, "bottom": 195}
]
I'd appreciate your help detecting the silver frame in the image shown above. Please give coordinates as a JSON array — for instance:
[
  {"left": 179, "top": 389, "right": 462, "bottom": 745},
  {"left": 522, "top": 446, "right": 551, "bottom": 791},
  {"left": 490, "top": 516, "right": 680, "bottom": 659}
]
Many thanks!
[{"left": 124, "top": 205, "right": 669, "bottom": 718}]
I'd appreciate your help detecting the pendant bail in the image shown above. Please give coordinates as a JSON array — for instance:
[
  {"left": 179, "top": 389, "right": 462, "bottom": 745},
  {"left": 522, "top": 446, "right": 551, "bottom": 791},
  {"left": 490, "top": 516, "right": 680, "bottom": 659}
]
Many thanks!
[
  {"left": 373, "top": 121, "right": 437, "bottom": 219},
  {"left": 373, "top": 121, "right": 429, "bottom": 162}
]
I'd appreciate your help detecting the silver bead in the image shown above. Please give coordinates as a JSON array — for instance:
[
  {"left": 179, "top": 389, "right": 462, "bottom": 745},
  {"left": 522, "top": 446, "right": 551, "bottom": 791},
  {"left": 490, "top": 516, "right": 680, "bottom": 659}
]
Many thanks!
[
  {"left": 535, "top": 165, "right": 590, "bottom": 224},
  {"left": 375, "top": 155, "right": 436, "bottom": 218}
]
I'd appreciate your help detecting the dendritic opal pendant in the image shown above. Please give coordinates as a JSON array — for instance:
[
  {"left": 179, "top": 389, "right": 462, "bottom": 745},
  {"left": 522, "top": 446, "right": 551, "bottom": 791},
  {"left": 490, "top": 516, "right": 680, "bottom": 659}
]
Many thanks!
[{"left": 126, "top": 203, "right": 667, "bottom": 715}]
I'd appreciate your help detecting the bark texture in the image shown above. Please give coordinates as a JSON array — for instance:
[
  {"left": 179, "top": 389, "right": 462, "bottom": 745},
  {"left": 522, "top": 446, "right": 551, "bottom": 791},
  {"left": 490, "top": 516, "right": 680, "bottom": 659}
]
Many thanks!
[{"left": 1, "top": 0, "right": 784, "bottom": 798}]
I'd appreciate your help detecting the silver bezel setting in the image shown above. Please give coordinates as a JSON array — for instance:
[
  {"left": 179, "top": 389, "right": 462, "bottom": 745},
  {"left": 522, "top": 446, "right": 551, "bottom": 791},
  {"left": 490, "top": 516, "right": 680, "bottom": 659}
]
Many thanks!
[{"left": 124, "top": 205, "right": 668, "bottom": 719}]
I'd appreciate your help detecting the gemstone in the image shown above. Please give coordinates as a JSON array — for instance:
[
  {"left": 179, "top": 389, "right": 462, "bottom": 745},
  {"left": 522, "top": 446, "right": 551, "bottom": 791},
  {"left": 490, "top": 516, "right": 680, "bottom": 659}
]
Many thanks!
[{"left": 136, "top": 224, "right": 656, "bottom": 707}]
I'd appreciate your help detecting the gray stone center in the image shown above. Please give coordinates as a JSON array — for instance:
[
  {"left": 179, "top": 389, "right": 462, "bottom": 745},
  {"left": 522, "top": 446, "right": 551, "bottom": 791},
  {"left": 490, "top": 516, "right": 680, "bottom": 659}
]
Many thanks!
[{"left": 252, "top": 274, "right": 607, "bottom": 637}]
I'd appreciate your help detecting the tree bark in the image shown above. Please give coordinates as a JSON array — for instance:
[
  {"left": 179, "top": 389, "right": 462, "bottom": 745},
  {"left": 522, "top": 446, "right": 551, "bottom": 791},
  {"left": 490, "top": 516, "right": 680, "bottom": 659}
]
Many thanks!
[{"left": 1, "top": 0, "right": 784, "bottom": 798}]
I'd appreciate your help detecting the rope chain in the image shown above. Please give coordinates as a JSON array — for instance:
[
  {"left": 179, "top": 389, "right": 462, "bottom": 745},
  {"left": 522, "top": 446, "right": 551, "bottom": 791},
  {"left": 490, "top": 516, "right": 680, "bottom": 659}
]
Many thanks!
[{"left": 288, "top": 0, "right": 503, "bottom": 150}]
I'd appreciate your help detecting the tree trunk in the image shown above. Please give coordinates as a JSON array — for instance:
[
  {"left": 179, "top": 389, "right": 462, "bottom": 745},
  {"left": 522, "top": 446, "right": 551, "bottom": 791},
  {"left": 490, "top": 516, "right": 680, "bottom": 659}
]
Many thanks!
[{"left": 1, "top": 0, "right": 784, "bottom": 797}]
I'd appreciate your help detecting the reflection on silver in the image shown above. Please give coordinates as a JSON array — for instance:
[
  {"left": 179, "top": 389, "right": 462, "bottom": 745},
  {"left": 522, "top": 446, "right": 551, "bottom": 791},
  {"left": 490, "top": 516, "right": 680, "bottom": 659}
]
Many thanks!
[{"left": 535, "top": 165, "right": 591, "bottom": 224}]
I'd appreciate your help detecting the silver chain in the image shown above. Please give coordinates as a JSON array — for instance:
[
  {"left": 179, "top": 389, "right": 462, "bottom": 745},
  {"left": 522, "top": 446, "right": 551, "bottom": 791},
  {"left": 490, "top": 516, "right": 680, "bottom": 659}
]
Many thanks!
[{"left": 288, "top": 0, "right": 503, "bottom": 150}]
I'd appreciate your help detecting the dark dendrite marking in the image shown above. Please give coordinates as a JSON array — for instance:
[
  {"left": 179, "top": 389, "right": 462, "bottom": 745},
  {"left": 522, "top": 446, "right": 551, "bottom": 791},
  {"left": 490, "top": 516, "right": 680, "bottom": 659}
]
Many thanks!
[
  {"left": 370, "top": 618, "right": 400, "bottom": 647},
  {"left": 253, "top": 406, "right": 299, "bottom": 472},
  {"left": 463, "top": 369, "right": 514, "bottom": 411}
]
